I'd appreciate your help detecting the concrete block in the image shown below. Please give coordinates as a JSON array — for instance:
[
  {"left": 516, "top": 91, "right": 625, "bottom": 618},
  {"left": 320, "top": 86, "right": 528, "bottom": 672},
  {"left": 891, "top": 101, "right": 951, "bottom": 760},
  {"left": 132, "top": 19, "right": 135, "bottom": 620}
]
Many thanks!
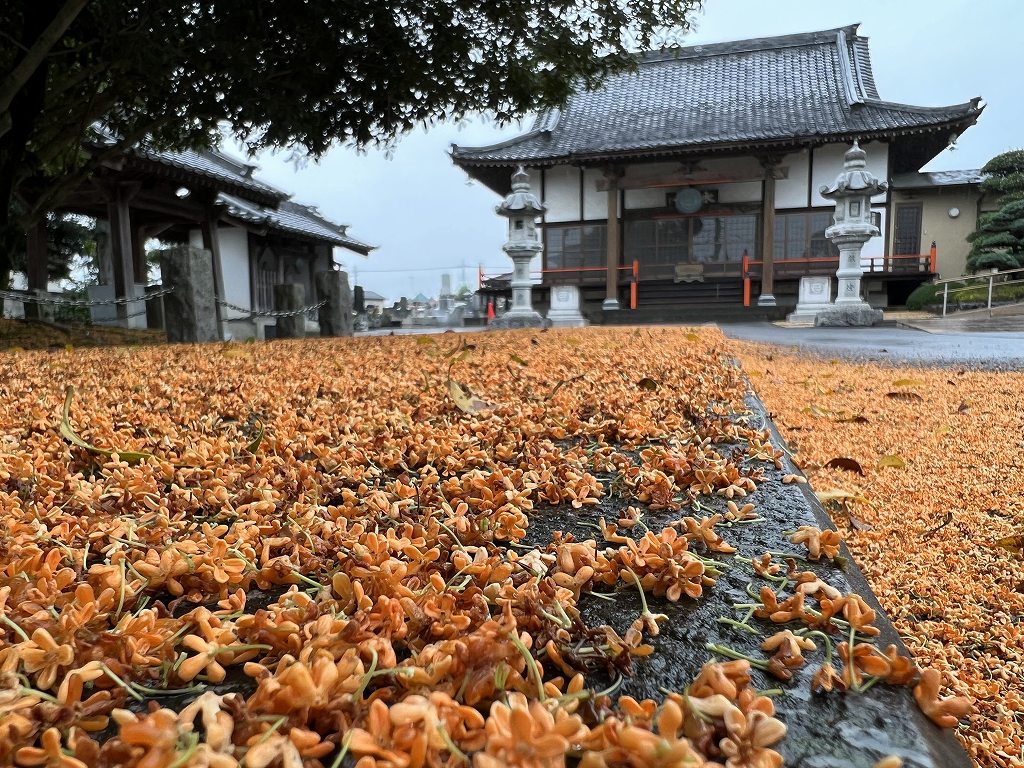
[
  {"left": 316, "top": 271, "right": 353, "bottom": 337},
  {"left": 274, "top": 283, "right": 306, "bottom": 339},
  {"left": 159, "top": 246, "right": 218, "bottom": 343}
]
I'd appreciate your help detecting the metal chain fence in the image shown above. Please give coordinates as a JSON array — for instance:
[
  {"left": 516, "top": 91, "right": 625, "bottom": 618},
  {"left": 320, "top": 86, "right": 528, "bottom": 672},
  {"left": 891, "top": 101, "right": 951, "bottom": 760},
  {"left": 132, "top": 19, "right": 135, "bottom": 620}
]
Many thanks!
[
  {"left": 2, "top": 287, "right": 330, "bottom": 322},
  {"left": 0, "top": 286, "right": 174, "bottom": 308},
  {"left": 215, "top": 297, "right": 328, "bottom": 319}
]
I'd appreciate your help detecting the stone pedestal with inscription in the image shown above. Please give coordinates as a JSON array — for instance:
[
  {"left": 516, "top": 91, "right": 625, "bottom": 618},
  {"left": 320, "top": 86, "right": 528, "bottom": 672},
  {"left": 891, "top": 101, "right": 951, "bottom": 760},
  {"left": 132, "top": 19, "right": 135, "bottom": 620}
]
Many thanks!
[
  {"left": 546, "top": 285, "right": 587, "bottom": 327},
  {"left": 787, "top": 276, "right": 833, "bottom": 324}
]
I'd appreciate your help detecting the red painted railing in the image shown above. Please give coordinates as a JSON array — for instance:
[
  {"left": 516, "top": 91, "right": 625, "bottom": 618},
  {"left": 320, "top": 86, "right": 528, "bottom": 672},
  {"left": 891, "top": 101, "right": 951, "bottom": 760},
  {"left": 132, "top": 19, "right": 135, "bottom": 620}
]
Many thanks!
[
  {"left": 741, "top": 243, "right": 938, "bottom": 307},
  {"left": 479, "top": 262, "right": 640, "bottom": 310}
]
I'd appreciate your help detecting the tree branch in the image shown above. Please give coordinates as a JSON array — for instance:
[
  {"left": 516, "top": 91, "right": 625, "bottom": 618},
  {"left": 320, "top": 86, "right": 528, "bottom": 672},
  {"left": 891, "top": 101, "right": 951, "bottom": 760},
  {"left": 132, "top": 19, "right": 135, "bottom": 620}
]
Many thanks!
[{"left": 0, "top": 0, "right": 90, "bottom": 118}]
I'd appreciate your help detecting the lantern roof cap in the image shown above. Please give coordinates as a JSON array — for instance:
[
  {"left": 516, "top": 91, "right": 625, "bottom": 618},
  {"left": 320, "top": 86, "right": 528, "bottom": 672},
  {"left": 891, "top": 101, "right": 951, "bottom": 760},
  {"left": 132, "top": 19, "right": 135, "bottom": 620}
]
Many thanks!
[{"left": 496, "top": 165, "right": 545, "bottom": 217}]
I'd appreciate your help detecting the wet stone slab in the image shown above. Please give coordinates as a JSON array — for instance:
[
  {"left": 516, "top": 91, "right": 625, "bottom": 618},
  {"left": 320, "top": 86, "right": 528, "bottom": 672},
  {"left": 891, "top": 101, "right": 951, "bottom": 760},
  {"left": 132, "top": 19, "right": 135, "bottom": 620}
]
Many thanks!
[{"left": 520, "top": 393, "right": 970, "bottom": 768}]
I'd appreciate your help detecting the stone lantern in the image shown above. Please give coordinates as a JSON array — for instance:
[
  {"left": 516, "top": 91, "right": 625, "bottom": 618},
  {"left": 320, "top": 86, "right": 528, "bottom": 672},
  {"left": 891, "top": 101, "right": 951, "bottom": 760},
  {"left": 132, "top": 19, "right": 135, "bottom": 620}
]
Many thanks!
[
  {"left": 816, "top": 141, "right": 886, "bottom": 326},
  {"left": 489, "top": 166, "right": 547, "bottom": 329}
]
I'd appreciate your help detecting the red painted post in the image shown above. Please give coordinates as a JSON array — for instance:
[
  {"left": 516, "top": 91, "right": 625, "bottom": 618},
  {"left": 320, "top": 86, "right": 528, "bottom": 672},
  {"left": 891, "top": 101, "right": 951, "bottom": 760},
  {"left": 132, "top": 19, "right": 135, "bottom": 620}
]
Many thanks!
[
  {"left": 929, "top": 241, "right": 937, "bottom": 273},
  {"left": 630, "top": 259, "right": 639, "bottom": 309}
]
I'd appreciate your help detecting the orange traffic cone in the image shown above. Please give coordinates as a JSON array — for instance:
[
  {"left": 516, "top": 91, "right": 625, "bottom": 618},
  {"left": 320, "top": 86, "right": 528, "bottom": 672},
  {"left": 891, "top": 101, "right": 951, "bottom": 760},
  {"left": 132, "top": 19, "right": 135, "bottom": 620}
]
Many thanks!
[{"left": 486, "top": 300, "right": 495, "bottom": 321}]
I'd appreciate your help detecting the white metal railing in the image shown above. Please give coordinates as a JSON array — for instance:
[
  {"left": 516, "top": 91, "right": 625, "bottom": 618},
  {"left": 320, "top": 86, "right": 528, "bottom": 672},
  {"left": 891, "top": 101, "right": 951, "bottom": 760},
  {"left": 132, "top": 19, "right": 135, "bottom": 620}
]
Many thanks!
[{"left": 931, "top": 266, "right": 1024, "bottom": 316}]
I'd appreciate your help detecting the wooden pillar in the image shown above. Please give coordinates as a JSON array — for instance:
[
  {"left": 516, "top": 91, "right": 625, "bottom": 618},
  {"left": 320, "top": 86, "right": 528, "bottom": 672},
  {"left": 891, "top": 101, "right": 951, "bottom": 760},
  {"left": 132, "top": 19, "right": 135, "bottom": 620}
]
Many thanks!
[
  {"left": 758, "top": 159, "right": 779, "bottom": 307},
  {"left": 131, "top": 212, "right": 147, "bottom": 283},
  {"left": 106, "top": 185, "right": 137, "bottom": 324},
  {"left": 200, "top": 214, "right": 226, "bottom": 335},
  {"left": 25, "top": 219, "right": 48, "bottom": 291},
  {"left": 603, "top": 167, "right": 623, "bottom": 310}
]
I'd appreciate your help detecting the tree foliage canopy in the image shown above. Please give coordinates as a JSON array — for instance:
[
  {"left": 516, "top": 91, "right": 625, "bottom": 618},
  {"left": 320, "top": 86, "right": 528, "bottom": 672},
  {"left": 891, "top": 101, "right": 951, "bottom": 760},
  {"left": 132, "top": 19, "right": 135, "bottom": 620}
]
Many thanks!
[
  {"left": 0, "top": 0, "right": 701, "bottom": 277},
  {"left": 967, "top": 150, "right": 1024, "bottom": 272}
]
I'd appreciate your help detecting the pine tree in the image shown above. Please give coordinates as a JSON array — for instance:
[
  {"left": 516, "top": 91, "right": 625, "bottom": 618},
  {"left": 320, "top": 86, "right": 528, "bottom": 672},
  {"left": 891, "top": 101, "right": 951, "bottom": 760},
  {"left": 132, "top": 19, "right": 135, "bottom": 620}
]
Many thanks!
[{"left": 966, "top": 150, "right": 1024, "bottom": 271}]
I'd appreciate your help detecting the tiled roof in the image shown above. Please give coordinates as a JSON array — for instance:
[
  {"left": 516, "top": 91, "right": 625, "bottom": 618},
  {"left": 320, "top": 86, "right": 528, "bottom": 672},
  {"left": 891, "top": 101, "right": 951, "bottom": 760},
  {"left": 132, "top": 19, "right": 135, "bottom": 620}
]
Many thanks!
[
  {"left": 452, "top": 25, "right": 982, "bottom": 167},
  {"left": 890, "top": 169, "right": 985, "bottom": 189},
  {"left": 134, "top": 146, "right": 288, "bottom": 201},
  {"left": 217, "top": 193, "right": 374, "bottom": 254}
]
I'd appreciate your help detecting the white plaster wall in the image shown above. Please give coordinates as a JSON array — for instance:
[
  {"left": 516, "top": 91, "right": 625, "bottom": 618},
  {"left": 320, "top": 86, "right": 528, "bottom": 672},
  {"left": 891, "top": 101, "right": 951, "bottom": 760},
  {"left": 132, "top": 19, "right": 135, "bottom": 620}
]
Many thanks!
[
  {"left": 812, "top": 142, "right": 889, "bottom": 206},
  {"left": 187, "top": 226, "right": 250, "bottom": 322},
  {"left": 717, "top": 182, "right": 762, "bottom": 203},
  {"left": 218, "top": 228, "right": 251, "bottom": 319},
  {"left": 582, "top": 168, "right": 607, "bottom": 220},
  {"left": 624, "top": 187, "right": 667, "bottom": 209},
  {"left": 775, "top": 150, "right": 811, "bottom": 209},
  {"left": 543, "top": 166, "right": 580, "bottom": 222},
  {"left": 861, "top": 207, "right": 887, "bottom": 266}
]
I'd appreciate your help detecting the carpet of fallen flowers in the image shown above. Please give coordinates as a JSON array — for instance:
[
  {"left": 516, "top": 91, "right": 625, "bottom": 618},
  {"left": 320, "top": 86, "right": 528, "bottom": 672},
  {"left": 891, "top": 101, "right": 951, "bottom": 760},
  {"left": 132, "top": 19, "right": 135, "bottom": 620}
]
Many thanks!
[
  {"left": 733, "top": 340, "right": 1024, "bottom": 768},
  {"left": 0, "top": 327, "right": 976, "bottom": 768}
]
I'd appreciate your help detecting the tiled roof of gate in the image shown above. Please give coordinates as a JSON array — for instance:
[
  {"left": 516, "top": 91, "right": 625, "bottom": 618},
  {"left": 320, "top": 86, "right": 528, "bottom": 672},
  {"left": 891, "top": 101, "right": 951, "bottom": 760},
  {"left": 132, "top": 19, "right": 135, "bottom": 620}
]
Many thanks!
[
  {"left": 451, "top": 25, "right": 982, "bottom": 166},
  {"left": 217, "top": 193, "right": 375, "bottom": 254},
  {"left": 134, "top": 146, "right": 288, "bottom": 201},
  {"left": 890, "top": 169, "right": 986, "bottom": 189}
]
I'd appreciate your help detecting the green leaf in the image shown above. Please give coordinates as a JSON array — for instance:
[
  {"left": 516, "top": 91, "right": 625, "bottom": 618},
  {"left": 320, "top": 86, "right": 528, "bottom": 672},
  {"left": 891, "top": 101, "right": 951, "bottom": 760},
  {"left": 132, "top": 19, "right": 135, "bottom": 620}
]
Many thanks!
[
  {"left": 245, "top": 417, "right": 266, "bottom": 454},
  {"left": 510, "top": 354, "right": 528, "bottom": 367},
  {"left": 892, "top": 378, "right": 923, "bottom": 388},
  {"left": 877, "top": 454, "right": 907, "bottom": 470},
  {"left": 815, "top": 489, "right": 869, "bottom": 505},
  {"left": 637, "top": 377, "right": 658, "bottom": 391},
  {"left": 447, "top": 379, "right": 493, "bottom": 413},
  {"left": 60, "top": 386, "right": 153, "bottom": 464},
  {"left": 885, "top": 391, "right": 923, "bottom": 402}
]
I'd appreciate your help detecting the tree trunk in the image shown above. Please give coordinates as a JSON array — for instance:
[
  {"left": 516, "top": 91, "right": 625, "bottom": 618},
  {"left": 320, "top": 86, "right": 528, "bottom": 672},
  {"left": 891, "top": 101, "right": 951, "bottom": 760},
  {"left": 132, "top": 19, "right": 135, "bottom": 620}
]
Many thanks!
[{"left": 0, "top": 4, "right": 58, "bottom": 280}]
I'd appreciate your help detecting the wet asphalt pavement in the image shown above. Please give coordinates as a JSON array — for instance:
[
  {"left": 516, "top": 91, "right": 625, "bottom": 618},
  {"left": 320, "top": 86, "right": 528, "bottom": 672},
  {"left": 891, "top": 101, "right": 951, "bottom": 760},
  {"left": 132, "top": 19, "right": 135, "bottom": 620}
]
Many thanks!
[{"left": 719, "top": 323, "right": 1023, "bottom": 370}]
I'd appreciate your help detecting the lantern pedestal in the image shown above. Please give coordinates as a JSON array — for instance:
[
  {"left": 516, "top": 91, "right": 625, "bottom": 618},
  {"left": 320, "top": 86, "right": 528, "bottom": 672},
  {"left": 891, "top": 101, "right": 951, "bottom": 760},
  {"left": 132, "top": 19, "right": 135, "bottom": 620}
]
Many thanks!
[
  {"left": 490, "top": 167, "right": 547, "bottom": 329},
  {"left": 816, "top": 142, "right": 886, "bottom": 327},
  {"left": 489, "top": 248, "right": 547, "bottom": 329},
  {"left": 812, "top": 232, "right": 882, "bottom": 326}
]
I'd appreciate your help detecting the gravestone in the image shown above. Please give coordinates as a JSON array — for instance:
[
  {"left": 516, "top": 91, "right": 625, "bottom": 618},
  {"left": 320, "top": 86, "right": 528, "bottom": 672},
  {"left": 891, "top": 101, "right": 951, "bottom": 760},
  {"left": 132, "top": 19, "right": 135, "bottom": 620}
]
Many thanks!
[
  {"left": 317, "top": 270, "right": 353, "bottom": 337},
  {"left": 273, "top": 283, "right": 306, "bottom": 339},
  {"left": 159, "top": 245, "right": 218, "bottom": 343}
]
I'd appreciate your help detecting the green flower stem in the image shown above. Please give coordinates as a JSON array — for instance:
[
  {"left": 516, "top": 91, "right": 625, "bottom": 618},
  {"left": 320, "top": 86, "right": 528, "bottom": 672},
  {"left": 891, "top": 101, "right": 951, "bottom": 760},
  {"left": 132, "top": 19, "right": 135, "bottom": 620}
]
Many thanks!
[
  {"left": 859, "top": 675, "right": 883, "bottom": 693},
  {"left": 167, "top": 733, "right": 199, "bottom": 768},
  {"left": 705, "top": 643, "right": 770, "bottom": 671},
  {"left": 20, "top": 686, "right": 59, "bottom": 704},
  {"left": 587, "top": 591, "right": 616, "bottom": 602},
  {"left": 351, "top": 646, "right": 379, "bottom": 702},
  {"left": 717, "top": 616, "right": 758, "bottom": 635},
  {"left": 1, "top": 614, "right": 30, "bottom": 643},
  {"left": 436, "top": 723, "right": 469, "bottom": 764},
  {"left": 100, "top": 663, "right": 145, "bottom": 702},
  {"left": 291, "top": 570, "right": 324, "bottom": 590},
  {"left": 757, "top": 688, "right": 785, "bottom": 697},
  {"left": 803, "top": 630, "right": 835, "bottom": 665},
  {"left": 622, "top": 567, "right": 651, "bottom": 616},
  {"left": 508, "top": 631, "right": 546, "bottom": 701},
  {"left": 328, "top": 733, "right": 354, "bottom": 768}
]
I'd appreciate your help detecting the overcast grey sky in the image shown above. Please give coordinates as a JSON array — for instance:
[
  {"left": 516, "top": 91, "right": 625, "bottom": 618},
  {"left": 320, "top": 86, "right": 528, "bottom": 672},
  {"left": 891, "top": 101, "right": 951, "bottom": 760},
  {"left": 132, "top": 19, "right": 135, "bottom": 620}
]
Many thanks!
[{"left": 240, "top": 0, "right": 1022, "bottom": 304}]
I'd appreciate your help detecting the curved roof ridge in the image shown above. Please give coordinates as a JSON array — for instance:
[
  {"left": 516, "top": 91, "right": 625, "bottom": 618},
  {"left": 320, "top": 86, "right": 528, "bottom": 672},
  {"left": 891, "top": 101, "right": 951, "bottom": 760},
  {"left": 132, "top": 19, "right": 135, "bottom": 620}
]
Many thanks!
[
  {"left": 863, "top": 96, "right": 984, "bottom": 115},
  {"left": 640, "top": 23, "right": 861, "bottom": 63}
]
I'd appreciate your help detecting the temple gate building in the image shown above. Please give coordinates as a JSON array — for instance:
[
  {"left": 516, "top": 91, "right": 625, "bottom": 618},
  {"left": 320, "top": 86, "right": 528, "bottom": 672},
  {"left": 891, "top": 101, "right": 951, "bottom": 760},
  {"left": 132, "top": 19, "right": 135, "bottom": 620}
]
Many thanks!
[{"left": 452, "top": 25, "right": 985, "bottom": 320}]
